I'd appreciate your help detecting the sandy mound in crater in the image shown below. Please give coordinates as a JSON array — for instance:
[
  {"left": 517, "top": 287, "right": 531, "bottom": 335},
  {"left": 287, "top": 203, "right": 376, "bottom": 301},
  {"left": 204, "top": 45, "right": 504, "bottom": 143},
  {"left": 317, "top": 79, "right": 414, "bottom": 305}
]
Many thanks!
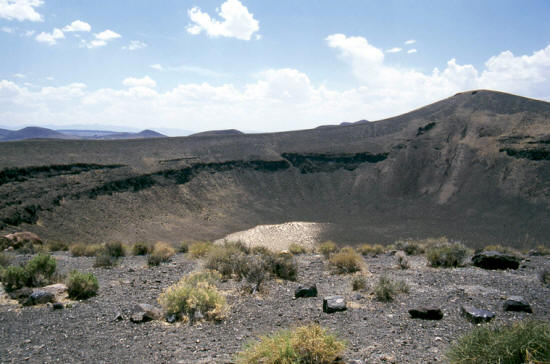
[{"left": 215, "top": 221, "right": 330, "bottom": 251}]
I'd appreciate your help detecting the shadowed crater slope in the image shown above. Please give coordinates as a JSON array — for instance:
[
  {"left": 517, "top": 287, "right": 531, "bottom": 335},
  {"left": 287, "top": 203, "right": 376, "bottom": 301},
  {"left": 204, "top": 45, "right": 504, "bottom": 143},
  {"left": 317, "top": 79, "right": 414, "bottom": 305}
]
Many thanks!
[{"left": 1, "top": 90, "right": 550, "bottom": 248}]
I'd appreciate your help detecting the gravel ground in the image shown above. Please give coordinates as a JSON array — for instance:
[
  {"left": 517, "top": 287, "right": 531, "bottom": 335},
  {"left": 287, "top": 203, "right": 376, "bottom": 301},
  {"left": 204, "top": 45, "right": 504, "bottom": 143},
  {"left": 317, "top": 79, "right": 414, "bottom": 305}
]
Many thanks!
[{"left": 1, "top": 251, "right": 549, "bottom": 364}]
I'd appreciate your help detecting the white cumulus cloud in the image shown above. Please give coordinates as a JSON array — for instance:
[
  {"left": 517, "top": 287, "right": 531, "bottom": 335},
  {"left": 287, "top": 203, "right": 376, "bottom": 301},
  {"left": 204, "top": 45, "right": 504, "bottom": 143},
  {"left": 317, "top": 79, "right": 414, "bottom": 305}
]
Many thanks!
[
  {"left": 2, "top": 39, "right": 550, "bottom": 133},
  {"left": 122, "top": 40, "right": 147, "bottom": 50},
  {"left": 35, "top": 28, "right": 64, "bottom": 45},
  {"left": 0, "top": 0, "right": 43, "bottom": 22},
  {"left": 186, "top": 0, "right": 259, "bottom": 40},
  {"left": 405, "top": 39, "right": 416, "bottom": 45},
  {"left": 81, "top": 29, "right": 121, "bottom": 48},
  {"left": 149, "top": 64, "right": 164, "bottom": 71},
  {"left": 407, "top": 49, "right": 417, "bottom": 54},
  {"left": 1, "top": 26, "right": 14, "bottom": 33},
  {"left": 63, "top": 20, "right": 91, "bottom": 32},
  {"left": 386, "top": 47, "right": 402, "bottom": 53},
  {"left": 122, "top": 76, "right": 156, "bottom": 88}
]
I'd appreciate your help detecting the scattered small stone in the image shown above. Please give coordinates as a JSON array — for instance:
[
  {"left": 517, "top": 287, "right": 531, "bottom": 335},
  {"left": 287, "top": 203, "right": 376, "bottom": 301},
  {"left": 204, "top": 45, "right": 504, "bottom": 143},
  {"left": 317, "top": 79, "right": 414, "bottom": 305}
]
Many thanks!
[
  {"left": 114, "top": 312, "right": 124, "bottom": 321},
  {"left": 472, "top": 251, "right": 520, "bottom": 270},
  {"left": 295, "top": 284, "right": 317, "bottom": 298},
  {"left": 408, "top": 307, "right": 443, "bottom": 320},
  {"left": 503, "top": 296, "right": 532, "bottom": 313},
  {"left": 323, "top": 296, "right": 346, "bottom": 313},
  {"left": 52, "top": 302, "right": 64, "bottom": 310},
  {"left": 165, "top": 314, "right": 177, "bottom": 324},
  {"left": 353, "top": 293, "right": 364, "bottom": 300},
  {"left": 461, "top": 305, "right": 495, "bottom": 323},
  {"left": 193, "top": 310, "right": 204, "bottom": 322}
]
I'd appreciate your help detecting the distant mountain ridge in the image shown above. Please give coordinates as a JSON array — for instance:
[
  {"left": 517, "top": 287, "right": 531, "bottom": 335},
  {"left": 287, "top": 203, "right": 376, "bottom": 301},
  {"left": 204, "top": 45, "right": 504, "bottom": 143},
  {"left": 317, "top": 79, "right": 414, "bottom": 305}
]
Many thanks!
[{"left": 0, "top": 127, "right": 166, "bottom": 141}]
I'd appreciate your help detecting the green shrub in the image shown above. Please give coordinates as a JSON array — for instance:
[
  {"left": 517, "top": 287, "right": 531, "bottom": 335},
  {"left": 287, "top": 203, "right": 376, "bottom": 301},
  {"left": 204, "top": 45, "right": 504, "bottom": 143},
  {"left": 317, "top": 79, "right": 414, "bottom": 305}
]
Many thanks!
[
  {"left": 0, "top": 252, "right": 10, "bottom": 268},
  {"left": 269, "top": 252, "right": 298, "bottom": 281},
  {"left": 0, "top": 236, "right": 10, "bottom": 251},
  {"left": 132, "top": 242, "right": 150, "bottom": 256},
  {"left": 205, "top": 244, "right": 247, "bottom": 278},
  {"left": 352, "top": 275, "right": 367, "bottom": 291},
  {"left": 66, "top": 270, "right": 99, "bottom": 299},
  {"left": 236, "top": 324, "right": 346, "bottom": 364},
  {"left": 288, "top": 243, "right": 307, "bottom": 255},
  {"left": 25, "top": 253, "right": 56, "bottom": 287},
  {"left": 319, "top": 241, "right": 338, "bottom": 258},
  {"left": 69, "top": 243, "right": 102, "bottom": 257},
  {"left": 94, "top": 252, "right": 117, "bottom": 268},
  {"left": 158, "top": 270, "right": 226, "bottom": 322},
  {"left": 46, "top": 240, "right": 69, "bottom": 252},
  {"left": 329, "top": 247, "right": 364, "bottom": 274},
  {"left": 374, "top": 275, "right": 409, "bottom": 302},
  {"left": 1, "top": 265, "right": 28, "bottom": 292},
  {"left": 188, "top": 241, "right": 214, "bottom": 258},
  {"left": 179, "top": 241, "right": 189, "bottom": 254},
  {"left": 426, "top": 242, "right": 470, "bottom": 268},
  {"left": 533, "top": 244, "right": 550, "bottom": 256},
  {"left": 396, "top": 252, "right": 410, "bottom": 269},
  {"left": 357, "top": 244, "right": 385, "bottom": 256},
  {"left": 393, "top": 240, "right": 426, "bottom": 256},
  {"left": 147, "top": 242, "right": 176, "bottom": 266},
  {"left": 104, "top": 241, "right": 126, "bottom": 258},
  {"left": 446, "top": 320, "right": 550, "bottom": 364}
]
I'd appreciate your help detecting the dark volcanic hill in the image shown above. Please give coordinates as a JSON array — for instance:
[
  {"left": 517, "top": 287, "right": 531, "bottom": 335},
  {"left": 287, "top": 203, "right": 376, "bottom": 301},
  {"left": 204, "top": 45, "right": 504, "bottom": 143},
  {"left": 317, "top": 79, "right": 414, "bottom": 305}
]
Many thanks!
[
  {"left": 189, "top": 129, "right": 244, "bottom": 137},
  {"left": 0, "top": 90, "right": 549, "bottom": 248},
  {"left": 0, "top": 127, "right": 165, "bottom": 141}
]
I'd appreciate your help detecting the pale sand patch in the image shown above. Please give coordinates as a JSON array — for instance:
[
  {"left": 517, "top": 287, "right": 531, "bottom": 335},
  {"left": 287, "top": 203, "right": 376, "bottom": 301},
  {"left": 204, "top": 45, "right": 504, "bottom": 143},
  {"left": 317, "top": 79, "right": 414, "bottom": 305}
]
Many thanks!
[{"left": 215, "top": 221, "right": 330, "bottom": 251}]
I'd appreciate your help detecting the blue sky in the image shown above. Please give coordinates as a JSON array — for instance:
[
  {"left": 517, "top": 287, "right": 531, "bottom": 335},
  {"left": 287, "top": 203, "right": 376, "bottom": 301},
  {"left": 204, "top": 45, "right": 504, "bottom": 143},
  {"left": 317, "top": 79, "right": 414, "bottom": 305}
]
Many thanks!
[{"left": 1, "top": 0, "right": 550, "bottom": 134}]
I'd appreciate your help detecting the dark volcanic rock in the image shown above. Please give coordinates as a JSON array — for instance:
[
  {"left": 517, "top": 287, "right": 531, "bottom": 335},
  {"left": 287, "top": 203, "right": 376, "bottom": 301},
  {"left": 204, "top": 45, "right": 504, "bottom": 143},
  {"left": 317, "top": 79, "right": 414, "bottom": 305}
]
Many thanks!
[
  {"left": 130, "top": 303, "right": 162, "bottom": 323},
  {"left": 295, "top": 284, "right": 318, "bottom": 298},
  {"left": 503, "top": 296, "right": 532, "bottom": 313},
  {"left": 323, "top": 296, "right": 347, "bottom": 313},
  {"left": 408, "top": 307, "right": 443, "bottom": 320},
  {"left": 472, "top": 251, "right": 521, "bottom": 270},
  {"left": 8, "top": 287, "right": 33, "bottom": 300},
  {"left": 23, "top": 290, "right": 55, "bottom": 306},
  {"left": 52, "top": 302, "right": 64, "bottom": 310},
  {"left": 461, "top": 305, "right": 495, "bottom": 323}
]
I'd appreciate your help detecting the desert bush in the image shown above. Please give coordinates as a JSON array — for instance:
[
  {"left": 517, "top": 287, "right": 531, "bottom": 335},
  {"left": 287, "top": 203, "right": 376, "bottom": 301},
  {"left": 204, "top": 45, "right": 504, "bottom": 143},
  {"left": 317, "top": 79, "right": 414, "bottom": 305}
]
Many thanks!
[
  {"left": 446, "top": 320, "right": 550, "bottom": 364},
  {"left": 1, "top": 265, "right": 28, "bottom": 292},
  {"left": 329, "top": 247, "right": 364, "bottom": 274},
  {"left": 205, "top": 243, "right": 247, "bottom": 278},
  {"left": 69, "top": 243, "right": 102, "bottom": 257},
  {"left": 104, "top": 241, "right": 126, "bottom": 258},
  {"left": 268, "top": 252, "right": 298, "bottom": 281},
  {"left": 374, "top": 275, "right": 409, "bottom": 302},
  {"left": 132, "top": 242, "right": 150, "bottom": 256},
  {"left": 250, "top": 246, "right": 272, "bottom": 256},
  {"left": 25, "top": 253, "right": 57, "bottom": 287},
  {"left": 46, "top": 240, "right": 69, "bottom": 252},
  {"left": 357, "top": 244, "right": 385, "bottom": 256},
  {"left": 179, "top": 242, "right": 189, "bottom": 254},
  {"left": 319, "top": 241, "right": 338, "bottom": 258},
  {"left": 288, "top": 243, "right": 307, "bottom": 255},
  {"left": 393, "top": 240, "right": 426, "bottom": 256},
  {"left": 426, "top": 242, "right": 470, "bottom": 268},
  {"left": 0, "top": 236, "right": 10, "bottom": 251},
  {"left": 236, "top": 324, "right": 346, "bottom": 364},
  {"left": 147, "top": 242, "right": 176, "bottom": 266},
  {"left": 352, "top": 275, "right": 367, "bottom": 291},
  {"left": 189, "top": 241, "right": 214, "bottom": 258},
  {"left": 66, "top": 270, "right": 99, "bottom": 299},
  {"left": 158, "top": 270, "right": 226, "bottom": 322},
  {"left": 396, "top": 252, "right": 410, "bottom": 269},
  {"left": 532, "top": 244, "right": 550, "bottom": 256},
  {"left": 0, "top": 252, "right": 10, "bottom": 268},
  {"left": 94, "top": 252, "right": 117, "bottom": 268}
]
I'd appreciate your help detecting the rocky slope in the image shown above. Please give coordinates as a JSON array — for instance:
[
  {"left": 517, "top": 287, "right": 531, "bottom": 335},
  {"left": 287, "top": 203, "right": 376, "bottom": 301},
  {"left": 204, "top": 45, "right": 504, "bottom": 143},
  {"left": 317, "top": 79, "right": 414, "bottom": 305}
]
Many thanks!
[{"left": 0, "top": 90, "right": 549, "bottom": 248}]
